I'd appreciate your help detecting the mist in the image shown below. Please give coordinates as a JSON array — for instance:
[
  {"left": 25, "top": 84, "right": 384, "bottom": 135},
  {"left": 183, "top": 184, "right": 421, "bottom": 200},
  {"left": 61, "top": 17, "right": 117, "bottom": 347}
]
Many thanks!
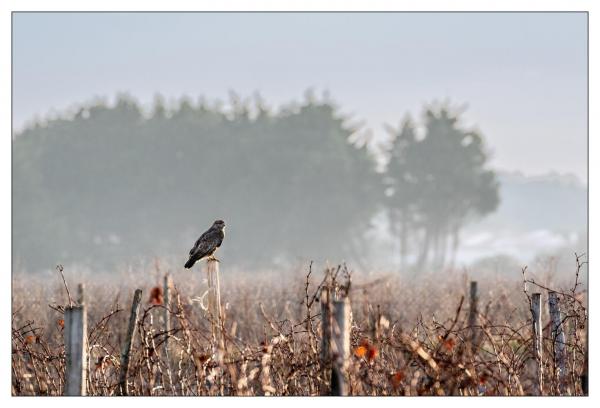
[{"left": 12, "top": 12, "right": 587, "bottom": 279}]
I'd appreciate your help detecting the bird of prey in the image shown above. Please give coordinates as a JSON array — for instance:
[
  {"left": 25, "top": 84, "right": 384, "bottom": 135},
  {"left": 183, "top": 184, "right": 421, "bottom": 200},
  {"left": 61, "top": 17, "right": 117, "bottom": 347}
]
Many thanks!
[{"left": 184, "top": 220, "right": 226, "bottom": 268}]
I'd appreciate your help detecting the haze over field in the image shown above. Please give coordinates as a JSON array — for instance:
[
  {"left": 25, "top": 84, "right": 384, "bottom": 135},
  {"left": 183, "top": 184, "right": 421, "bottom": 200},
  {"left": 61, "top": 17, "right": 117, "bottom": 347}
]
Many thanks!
[{"left": 12, "top": 12, "right": 587, "bottom": 276}]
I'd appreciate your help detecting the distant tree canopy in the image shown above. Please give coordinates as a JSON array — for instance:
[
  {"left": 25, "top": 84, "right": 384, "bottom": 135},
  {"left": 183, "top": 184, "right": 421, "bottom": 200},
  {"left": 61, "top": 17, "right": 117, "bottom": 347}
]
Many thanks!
[
  {"left": 13, "top": 94, "right": 499, "bottom": 273},
  {"left": 385, "top": 105, "right": 500, "bottom": 272},
  {"left": 13, "top": 93, "right": 382, "bottom": 271}
]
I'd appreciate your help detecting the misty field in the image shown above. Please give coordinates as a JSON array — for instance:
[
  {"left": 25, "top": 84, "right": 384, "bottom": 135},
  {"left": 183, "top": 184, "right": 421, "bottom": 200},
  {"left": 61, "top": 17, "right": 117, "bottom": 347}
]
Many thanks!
[{"left": 11, "top": 258, "right": 587, "bottom": 396}]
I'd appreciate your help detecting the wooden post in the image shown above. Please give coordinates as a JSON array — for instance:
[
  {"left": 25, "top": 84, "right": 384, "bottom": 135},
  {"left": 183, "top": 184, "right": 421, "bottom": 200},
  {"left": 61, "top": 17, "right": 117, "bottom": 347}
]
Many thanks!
[
  {"left": 77, "top": 283, "right": 85, "bottom": 305},
  {"left": 581, "top": 335, "right": 588, "bottom": 395},
  {"left": 320, "top": 287, "right": 332, "bottom": 395},
  {"left": 468, "top": 281, "right": 478, "bottom": 353},
  {"left": 64, "top": 304, "right": 88, "bottom": 395},
  {"left": 118, "top": 289, "right": 142, "bottom": 396},
  {"left": 206, "top": 259, "right": 223, "bottom": 352},
  {"left": 320, "top": 287, "right": 331, "bottom": 361},
  {"left": 163, "top": 274, "right": 172, "bottom": 351},
  {"left": 531, "top": 293, "right": 543, "bottom": 394},
  {"left": 330, "top": 297, "right": 351, "bottom": 396},
  {"left": 548, "top": 291, "right": 566, "bottom": 394}
]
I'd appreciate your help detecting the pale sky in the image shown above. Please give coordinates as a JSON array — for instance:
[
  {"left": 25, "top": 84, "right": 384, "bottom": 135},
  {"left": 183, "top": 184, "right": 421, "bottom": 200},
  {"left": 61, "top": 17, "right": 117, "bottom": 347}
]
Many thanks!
[{"left": 12, "top": 12, "right": 588, "bottom": 181}]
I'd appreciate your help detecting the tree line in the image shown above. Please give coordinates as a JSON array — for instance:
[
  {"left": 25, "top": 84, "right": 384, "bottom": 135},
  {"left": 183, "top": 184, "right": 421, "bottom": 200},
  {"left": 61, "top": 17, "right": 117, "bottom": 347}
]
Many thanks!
[{"left": 12, "top": 92, "right": 499, "bottom": 272}]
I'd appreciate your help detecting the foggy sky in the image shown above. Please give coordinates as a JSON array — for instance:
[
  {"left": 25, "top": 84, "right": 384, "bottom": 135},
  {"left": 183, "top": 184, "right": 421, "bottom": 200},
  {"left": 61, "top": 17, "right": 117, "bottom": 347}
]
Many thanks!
[{"left": 13, "top": 12, "right": 587, "bottom": 181}]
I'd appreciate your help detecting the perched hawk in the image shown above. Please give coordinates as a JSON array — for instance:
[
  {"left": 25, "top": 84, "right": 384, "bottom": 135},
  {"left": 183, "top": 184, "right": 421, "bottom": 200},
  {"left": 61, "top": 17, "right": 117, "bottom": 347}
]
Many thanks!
[{"left": 184, "top": 220, "right": 226, "bottom": 268}]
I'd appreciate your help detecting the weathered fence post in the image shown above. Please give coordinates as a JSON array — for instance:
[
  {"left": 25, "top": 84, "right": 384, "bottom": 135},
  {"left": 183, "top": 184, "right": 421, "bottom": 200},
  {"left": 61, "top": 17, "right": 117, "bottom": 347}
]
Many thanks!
[
  {"left": 162, "top": 273, "right": 175, "bottom": 395},
  {"left": 330, "top": 297, "right": 351, "bottom": 396},
  {"left": 319, "top": 287, "right": 332, "bottom": 395},
  {"left": 581, "top": 335, "right": 588, "bottom": 395},
  {"left": 468, "top": 281, "right": 479, "bottom": 353},
  {"left": 77, "top": 283, "right": 85, "bottom": 305},
  {"left": 118, "top": 289, "right": 142, "bottom": 396},
  {"left": 163, "top": 274, "right": 172, "bottom": 351},
  {"left": 64, "top": 301, "right": 88, "bottom": 395},
  {"left": 548, "top": 291, "right": 566, "bottom": 394},
  {"left": 206, "top": 259, "right": 223, "bottom": 353},
  {"left": 531, "top": 293, "right": 543, "bottom": 395}
]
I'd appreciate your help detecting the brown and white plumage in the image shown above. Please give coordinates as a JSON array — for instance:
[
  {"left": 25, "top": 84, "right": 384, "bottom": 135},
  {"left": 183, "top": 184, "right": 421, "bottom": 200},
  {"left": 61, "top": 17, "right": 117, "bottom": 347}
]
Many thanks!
[{"left": 184, "top": 220, "right": 225, "bottom": 268}]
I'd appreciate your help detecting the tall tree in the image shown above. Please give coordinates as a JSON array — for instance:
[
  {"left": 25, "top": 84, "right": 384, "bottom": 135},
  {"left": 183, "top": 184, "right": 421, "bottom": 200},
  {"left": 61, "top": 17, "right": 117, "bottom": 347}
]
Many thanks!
[
  {"left": 385, "top": 103, "right": 500, "bottom": 272},
  {"left": 384, "top": 116, "right": 418, "bottom": 270}
]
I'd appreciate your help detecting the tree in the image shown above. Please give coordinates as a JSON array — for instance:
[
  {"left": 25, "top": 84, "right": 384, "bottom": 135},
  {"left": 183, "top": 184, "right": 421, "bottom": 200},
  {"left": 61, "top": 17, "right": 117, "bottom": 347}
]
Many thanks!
[
  {"left": 12, "top": 92, "right": 381, "bottom": 271},
  {"left": 384, "top": 115, "right": 418, "bottom": 270},
  {"left": 385, "top": 103, "right": 499, "bottom": 272}
]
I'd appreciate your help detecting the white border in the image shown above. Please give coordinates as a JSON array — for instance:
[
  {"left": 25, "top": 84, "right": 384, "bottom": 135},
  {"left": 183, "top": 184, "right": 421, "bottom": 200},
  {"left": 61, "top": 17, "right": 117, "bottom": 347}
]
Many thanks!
[{"left": 2, "top": 1, "right": 596, "bottom": 407}]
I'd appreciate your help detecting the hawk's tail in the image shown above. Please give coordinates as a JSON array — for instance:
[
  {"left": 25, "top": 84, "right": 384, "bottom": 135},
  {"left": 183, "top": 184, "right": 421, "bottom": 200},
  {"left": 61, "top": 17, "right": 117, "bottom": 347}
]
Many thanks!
[{"left": 184, "top": 258, "right": 195, "bottom": 269}]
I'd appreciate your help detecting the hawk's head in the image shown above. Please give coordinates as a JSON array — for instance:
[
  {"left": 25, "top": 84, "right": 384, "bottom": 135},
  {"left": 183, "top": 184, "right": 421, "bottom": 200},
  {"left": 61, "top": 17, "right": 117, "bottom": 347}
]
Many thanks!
[{"left": 213, "top": 219, "right": 226, "bottom": 230}]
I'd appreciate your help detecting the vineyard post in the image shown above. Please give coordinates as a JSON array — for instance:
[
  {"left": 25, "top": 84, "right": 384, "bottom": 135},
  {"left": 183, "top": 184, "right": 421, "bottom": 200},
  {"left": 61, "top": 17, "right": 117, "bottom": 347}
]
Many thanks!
[
  {"left": 581, "top": 335, "right": 588, "bottom": 395},
  {"left": 207, "top": 259, "right": 224, "bottom": 356},
  {"left": 548, "top": 291, "right": 566, "bottom": 394},
  {"left": 531, "top": 293, "right": 543, "bottom": 394},
  {"left": 118, "top": 289, "right": 142, "bottom": 396},
  {"left": 77, "top": 283, "right": 85, "bottom": 305},
  {"left": 163, "top": 273, "right": 172, "bottom": 352},
  {"left": 330, "top": 297, "right": 351, "bottom": 396},
  {"left": 468, "top": 281, "right": 479, "bottom": 353},
  {"left": 64, "top": 302, "right": 88, "bottom": 396},
  {"left": 320, "top": 286, "right": 332, "bottom": 395}
]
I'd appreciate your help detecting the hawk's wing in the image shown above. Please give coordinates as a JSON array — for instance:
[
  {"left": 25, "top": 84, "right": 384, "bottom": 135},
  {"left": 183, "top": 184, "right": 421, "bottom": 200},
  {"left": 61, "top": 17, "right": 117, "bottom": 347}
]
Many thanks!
[
  {"left": 189, "top": 228, "right": 222, "bottom": 260},
  {"left": 189, "top": 230, "right": 210, "bottom": 256}
]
